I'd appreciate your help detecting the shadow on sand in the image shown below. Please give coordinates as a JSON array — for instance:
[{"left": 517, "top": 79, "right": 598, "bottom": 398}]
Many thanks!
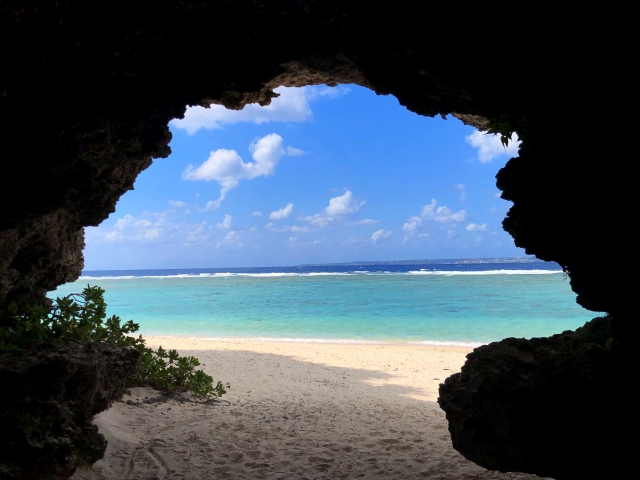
[{"left": 72, "top": 347, "right": 546, "bottom": 480}]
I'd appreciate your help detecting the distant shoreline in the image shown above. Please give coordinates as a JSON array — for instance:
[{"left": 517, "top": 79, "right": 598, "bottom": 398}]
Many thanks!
[
  {"left": 81, "top": 257, "right": 560, "bottom": 275},
  {"left": 301, "top": 257, "right": 557, "bottom": 266}
]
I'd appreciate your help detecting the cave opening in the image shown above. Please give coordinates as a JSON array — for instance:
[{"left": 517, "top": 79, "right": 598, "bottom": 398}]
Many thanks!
[{"left": 51, "top": 83, "right": 595, "bottom": 346}]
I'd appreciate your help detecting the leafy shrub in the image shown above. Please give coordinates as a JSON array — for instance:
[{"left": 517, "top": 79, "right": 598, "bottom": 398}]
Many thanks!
[{"left": 0, "top": 286, "right": 226, "bottom": 401}]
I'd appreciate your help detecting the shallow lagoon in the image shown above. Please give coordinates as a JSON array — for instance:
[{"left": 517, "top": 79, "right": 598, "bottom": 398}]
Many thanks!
[{"left": 52, "top": 264, "right": 595, "bottom": 345}]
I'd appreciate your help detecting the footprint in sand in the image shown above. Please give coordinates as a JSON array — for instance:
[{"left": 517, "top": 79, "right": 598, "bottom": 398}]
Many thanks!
[{"left": 228, "top": 451, "right": 244, "bottom": 462}]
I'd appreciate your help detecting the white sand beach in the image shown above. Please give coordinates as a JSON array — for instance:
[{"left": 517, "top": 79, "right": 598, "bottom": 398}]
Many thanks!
[{"left": 72, "top": 339, "right": 544, "bottom": 480}]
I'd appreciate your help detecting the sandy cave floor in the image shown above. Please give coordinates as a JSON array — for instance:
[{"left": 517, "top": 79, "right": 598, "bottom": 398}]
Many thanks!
[{"left": 71, "top": 339, "right": 547, "bottom": 480}]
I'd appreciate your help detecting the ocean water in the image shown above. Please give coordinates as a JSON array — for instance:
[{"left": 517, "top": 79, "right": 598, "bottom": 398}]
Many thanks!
[{"left": 50, "top": 262, "right": 597, "bottom": 346}]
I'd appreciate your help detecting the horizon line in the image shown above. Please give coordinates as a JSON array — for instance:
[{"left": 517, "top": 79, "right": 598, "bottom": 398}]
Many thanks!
[{"left": 83, "top": 256, "right": 557, "bottom": 272}]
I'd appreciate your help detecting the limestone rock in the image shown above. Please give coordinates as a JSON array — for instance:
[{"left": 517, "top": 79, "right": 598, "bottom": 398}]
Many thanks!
[
  {"left": 0, "top": 342, "right": 141, "bottom": 480},
  {"left": 438, "top": 316, "right": 620, "bottom": 479}
]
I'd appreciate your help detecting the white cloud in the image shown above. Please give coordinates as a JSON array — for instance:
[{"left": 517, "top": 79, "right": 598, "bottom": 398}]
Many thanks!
[
  {"left": 327, "top": 191, "right": 364, "bottom": 216},
  {"left": 371, "top": 229, "right": 392, "bottom": 243},
  {"left": 421, "top": 199, "right": 466, "bottom": 223},
  {"left": 89, "top": 208, "right": 268, "bottom": 250},
  {"left": 266, "top": 224, "right": 310, "bottom": 233},
  {"left": 171, "top": 85, "right": 350, "bottom": 135},
  {"left": 286, "top": 146, "right": 305, "bottom": 156},
  {"left": 216, "top": 214, "right": 232, "bottom": 229},
  {"left": 350, "top": 218, "right": 378, "bottom": 226},
  {"left": 454, "top": 183, "right": 466, "bottom": 202},
  {"left": 435, "top": 207, "right": 466, "bottom": 223},
  {"left": 103, "top": 213, "right": 167, "bottom": 242},
  {"left": 168, "top": 200, "right": 187, "bottom": 208},
  {"left": 403, "top": 198, "right": 466, "bottom": 242},
  {"left": 269, "top": 203, "right": 293, "bottom": 220},
  {"left": 183, "top": 222, "right": 209, "bottom": 245},
  {"left": 289, "top": 236, "right": 297, "bottom": 243},
  {"left": 402, "top": 231, "right": 429, "bottom": 244},
  {"left": 184, "top": 133, "right": 291, "bottom": 209},
  {"left": 305, "top": 191, "right": 365, "bottom": 227},
  {"left": 402, "top": 216, "right": 422, "bottom": 232},
  {"left": 466, "top": 223, "right": 487, "bottom": 231},
  {"left": 90, "top": 211, "right": 215, "bottom": 247},
  {"left": 305, "top": 85, "right": 351, "bottom": 100},
  {"left": 252, "top": 211, "right": 262, "bottom": 216},
  {"left": 465, "top": 131, "right": 520, "bottom": 163},
  {"left": 420, "top": 199, "right": 437, "bottom": 219},
  {"left": 218, "top": 230, "right": 242, "bottom": 248}
]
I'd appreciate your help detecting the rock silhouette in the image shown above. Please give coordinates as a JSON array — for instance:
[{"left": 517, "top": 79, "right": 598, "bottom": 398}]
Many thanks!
[
  {"left": 439, "top": 316, "right": 619, "bottom": 479},
  {"left": 0, "top": 342, "right": 140, "bottom": 479}
]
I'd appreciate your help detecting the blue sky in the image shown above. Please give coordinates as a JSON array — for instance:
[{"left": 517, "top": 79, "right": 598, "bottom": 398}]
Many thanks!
[{"left": 84, "top": 85, "right": 523, "bottom": 269}]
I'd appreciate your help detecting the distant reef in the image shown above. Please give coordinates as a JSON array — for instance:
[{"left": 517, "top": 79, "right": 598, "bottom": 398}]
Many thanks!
[{"left": 301, "top": 257, "right": 559, "bottom": 267}]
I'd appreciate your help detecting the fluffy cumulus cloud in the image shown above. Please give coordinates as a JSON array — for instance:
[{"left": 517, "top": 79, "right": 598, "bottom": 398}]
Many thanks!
[
  {"left": 216, "top": 214, "right": 232, "bottom": 229},
  {"left": 403, "top": 199, "right": 466, "bottom": 242},
  {"left": 421, "top": 199, "right": 466, "bottom": 223},
  {"left": 371, "top": 229, "right": 392, "bottom": 244},
  {"left": 183, "top": 133, "right": 301, "bottom": 209},
  {"left": 168, "top": 200, "right": 187, "bottom": 208},
  {"left": 269, "top": 203, "right": 293, "bottom": 220},
  {"left": 465, "top": 131, "right": 520, "bottom": 163},
  {"left": 402, "top": 216, "right": 422, "bottom": 232},
  {"left": 305, "top": 191, "right": 365, "bottom": 227},
  {"left": 326, "top": 191, "right": 364, "bottom": 216},
  {"left": 466, "top": 223, "right": 487, "bottom": 231},
  {"left": 170, "top": 85, "right": 350, "bottom": 135}
]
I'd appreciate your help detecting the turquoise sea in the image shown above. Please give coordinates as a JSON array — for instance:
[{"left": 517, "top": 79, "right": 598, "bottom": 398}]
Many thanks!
[{"left": 50, "top": 262, "right": 596, "bottom": 346}]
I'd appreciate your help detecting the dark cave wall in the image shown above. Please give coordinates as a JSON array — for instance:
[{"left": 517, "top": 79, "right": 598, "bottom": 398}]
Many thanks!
[
  {"left": 438, "top": 316, "right": 621, "bottom": 479},
  {"left": 0, "top": 342, "right": 141, "bottom": 479}
]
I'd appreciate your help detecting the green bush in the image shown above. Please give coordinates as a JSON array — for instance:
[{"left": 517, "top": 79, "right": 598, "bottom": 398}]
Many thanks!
[{"left": 0, "top": 286, "right": 226, "bottom": 401}]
